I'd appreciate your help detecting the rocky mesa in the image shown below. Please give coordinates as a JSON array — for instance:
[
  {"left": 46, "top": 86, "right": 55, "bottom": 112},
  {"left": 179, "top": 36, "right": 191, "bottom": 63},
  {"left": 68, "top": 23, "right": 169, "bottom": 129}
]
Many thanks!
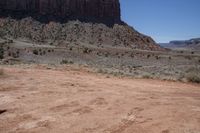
[
  {"left": 0, "top": 0, "right": 121, "bottom": 24},
  {"left": 0, "top": 0, "right": 163, "bottom": 51}
]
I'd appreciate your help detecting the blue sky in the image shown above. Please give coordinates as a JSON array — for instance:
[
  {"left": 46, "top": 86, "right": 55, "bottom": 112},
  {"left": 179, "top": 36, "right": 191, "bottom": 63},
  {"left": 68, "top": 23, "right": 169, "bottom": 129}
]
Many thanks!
[{"left": 120, "top": 0, "right": 200, "bottom": 43}]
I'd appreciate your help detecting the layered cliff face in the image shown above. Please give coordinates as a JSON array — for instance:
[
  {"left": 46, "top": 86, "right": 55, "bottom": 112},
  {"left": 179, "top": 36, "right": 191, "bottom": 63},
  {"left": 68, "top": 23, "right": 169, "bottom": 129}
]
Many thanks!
[
  {"left": 0, "top": 0, "right": 121, "bottom": 24},
  {"left": 0, "top": 0, "right": 164, "bottom": 51}
]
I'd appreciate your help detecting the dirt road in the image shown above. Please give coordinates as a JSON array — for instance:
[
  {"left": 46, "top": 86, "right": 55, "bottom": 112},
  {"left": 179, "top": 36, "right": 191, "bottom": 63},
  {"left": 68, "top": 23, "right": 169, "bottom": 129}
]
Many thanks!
[{"left": 0, "top": 65, "right": 200, "bottom": 133}]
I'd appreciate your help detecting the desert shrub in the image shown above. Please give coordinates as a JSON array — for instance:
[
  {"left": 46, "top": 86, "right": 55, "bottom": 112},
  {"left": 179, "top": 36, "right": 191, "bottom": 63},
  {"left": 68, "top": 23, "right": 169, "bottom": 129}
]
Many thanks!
[
  {"left": 185, "top": 56, "right": 192, "bottom": 60},
  {"left": 89, "top": 41, "right": 94, "bottom": 45},
  {"left": 16, "top": 50, "right": 20, "bottom": 55},
  {"left": 33, "top": 49, "right": 39, "bottom": 55},
  {"left": 146, "top": 39, "right": 150, "bottom": 43},
  {"left": 60, "top": 60, "right": 74, "bottom": 64},
  {"left": 191, "top": 51, "right": 194, "bottom": 54},
  {"left": 83, "top": 48, "right": 89, "bottom": 53},
  {"left": 97, "top": 69, "right": 104, "bottom": 74},
  {"left": 12, "top": 52, "right": 19, "bottom": 58},
  {"left": 74, "top": 23, "right": 79, "bottom": 27},
  {"left": 142, "top": 74, "right": 153, "bottom": 79},
  {"left": 69, "top": 47, "right": 73, "bottom": 51},
  {"left": 185, "top": 67, "right": 200, "bottom": 83},
  {"left": 83, "top": 48, "right": 92, "bottom": 54},
  {"left": 0, "top": 46, "right": 4, "bottom": 59},
  {"left": 186, "top": 74, "right": 200, "bottom": 83},
  {"left": 106, "top": 75, "right": 110, "bottom": 78},
  {"left": 8, "top": 52, "right": 11, "bottom": 56},
  {"left": 155, "top": 56, "right": 160, "bottom": 60},
  {"left": 97, "top": 52, "right": 101, "bottom": 56},
  {"left": 169, "top": 56, "right": 172, "bottom": 60},
  {"left": 105, "top": 52, "right": 109, "bottom": 57},
  {"left": 7, "top": 39, "right": 13, "bottom": 43},
  {"left": 110, "top": 71, "right": 124, "bottom": 77},
  {"left": 130, "top": 53, "right": 134, "bottom": 58},
  {"left": 147, "top": 54, "right": 151, "bottom": 58}
]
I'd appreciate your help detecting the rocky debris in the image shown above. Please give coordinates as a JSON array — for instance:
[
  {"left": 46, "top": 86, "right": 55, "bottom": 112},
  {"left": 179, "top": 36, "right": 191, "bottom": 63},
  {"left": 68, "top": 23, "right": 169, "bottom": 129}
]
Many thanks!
[{"left": 0, "top": 18, "right": 163, "bottom": 51}]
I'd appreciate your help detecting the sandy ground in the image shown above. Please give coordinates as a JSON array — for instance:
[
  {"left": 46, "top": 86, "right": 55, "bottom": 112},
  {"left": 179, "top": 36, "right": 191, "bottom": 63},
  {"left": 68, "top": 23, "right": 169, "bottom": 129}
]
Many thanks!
[{"left": 0, "top": 65, "right": 200, "bottom": 133}]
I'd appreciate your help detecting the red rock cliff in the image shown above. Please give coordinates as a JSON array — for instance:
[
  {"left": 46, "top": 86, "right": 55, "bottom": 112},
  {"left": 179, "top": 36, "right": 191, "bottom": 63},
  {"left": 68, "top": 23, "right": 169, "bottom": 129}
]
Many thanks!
[{"left": 0, "top": 0, "right": 121, "bottom": 24}]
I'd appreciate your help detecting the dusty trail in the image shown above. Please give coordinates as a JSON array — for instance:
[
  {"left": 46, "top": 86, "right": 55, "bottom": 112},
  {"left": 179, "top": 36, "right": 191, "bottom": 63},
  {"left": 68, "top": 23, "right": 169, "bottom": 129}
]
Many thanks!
[{"left": 0, "top": 65, "right": 200, "bottom": 133}]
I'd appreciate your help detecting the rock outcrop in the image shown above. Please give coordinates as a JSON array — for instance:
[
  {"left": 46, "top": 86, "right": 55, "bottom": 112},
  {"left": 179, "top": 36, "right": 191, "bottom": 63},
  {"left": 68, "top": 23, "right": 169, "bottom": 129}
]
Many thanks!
[
  {"left": 0, "top": 18, "right": 163, "bottom": 51},
  {"left": 0, "top": 0, "right": 164, "bottom": 51},
  {"left": 0, "top": 0, "right": 121, "bottom": 25}
]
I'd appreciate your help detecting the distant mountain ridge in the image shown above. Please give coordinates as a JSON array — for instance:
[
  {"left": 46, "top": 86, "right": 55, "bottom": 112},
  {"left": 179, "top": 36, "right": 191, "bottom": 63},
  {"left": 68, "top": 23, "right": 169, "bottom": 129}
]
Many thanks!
[
  {"left": 170, "top": 38, "right": 200, "bottom": 46},
  {"left": 160, "top": 38, "right": 200, "bottom": 50}
]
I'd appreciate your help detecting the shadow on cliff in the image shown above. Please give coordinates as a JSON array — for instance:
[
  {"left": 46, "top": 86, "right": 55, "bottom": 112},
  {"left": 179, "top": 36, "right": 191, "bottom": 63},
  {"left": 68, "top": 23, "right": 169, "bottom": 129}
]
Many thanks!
[{"left": 0, "top": 10, "right": 125, "bottom": 27}]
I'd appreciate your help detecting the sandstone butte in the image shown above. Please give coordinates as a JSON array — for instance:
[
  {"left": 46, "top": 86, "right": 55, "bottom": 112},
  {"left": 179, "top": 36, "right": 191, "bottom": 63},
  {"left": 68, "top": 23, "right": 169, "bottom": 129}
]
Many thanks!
[{"left": 0, "top": 0, "right": 121, "bottom": 24}]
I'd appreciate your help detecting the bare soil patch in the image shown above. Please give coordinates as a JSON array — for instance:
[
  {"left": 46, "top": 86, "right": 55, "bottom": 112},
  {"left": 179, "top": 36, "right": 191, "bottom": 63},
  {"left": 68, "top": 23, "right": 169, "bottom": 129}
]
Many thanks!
[{"left": 0, "top": 65, "right": 200, "bottom": 133}]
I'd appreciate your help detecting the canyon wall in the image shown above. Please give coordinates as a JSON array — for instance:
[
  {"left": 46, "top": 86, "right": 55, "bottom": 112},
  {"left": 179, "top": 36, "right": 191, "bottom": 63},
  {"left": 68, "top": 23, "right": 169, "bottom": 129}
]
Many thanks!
[{"left": 0, "top": 0, "right": 121, "bottom": 24}]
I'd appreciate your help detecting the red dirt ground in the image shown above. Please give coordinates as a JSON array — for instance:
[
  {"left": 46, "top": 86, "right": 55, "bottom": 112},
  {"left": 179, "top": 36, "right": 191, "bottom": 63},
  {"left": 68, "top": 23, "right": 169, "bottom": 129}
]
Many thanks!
[{"left": 0, "top": 65, "right": 200, "bottom": 133}]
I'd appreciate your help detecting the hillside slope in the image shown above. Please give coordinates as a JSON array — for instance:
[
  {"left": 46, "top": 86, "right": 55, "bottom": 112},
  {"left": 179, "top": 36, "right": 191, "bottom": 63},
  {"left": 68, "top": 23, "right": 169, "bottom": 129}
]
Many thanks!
[{"left": 0, "top": 18, "right": 163, "bottom": 51}]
